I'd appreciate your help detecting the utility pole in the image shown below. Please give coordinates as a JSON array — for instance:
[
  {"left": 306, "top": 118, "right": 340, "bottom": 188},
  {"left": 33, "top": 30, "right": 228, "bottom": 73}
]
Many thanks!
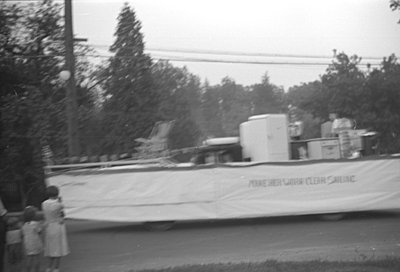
[{"left": 64, "top": 0, "right": 80, "bottom": 157}]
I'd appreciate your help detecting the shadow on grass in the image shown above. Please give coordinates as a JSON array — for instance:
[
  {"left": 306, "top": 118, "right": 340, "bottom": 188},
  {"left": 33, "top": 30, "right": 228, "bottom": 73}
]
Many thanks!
[
  {"left": 67, "top": 210, "right": 400, "bottom": 234},
  {"left": 130, "top": 258, "right": 400, "bottom": 272}
]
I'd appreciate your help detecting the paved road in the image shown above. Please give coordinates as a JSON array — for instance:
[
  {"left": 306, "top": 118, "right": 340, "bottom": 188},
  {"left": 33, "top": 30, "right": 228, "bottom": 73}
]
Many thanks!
[{"left": 61, "top": 211, "right": 400, "bottom": 272}]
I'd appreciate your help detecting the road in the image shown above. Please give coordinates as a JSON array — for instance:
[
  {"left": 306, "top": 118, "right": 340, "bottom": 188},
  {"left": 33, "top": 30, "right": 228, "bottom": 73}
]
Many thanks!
[{"left": 61, "top": 211, "right": 400, "bottom": 272}]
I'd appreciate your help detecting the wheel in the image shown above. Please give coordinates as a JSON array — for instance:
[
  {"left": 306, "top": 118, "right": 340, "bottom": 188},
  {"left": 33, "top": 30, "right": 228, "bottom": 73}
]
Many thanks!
[
  {"left": 319, "top": 213, "right": 345, "bottom": 221},
  {"left": 143, "top": 221, "right": 175, "bottom": 231}
]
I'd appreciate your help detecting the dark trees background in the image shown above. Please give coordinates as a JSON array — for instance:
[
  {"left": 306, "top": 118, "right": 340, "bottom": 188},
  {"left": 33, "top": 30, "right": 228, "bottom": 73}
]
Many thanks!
[
  {"left": 0, "top": 0, "right": 98, "bottom": 210},
  {"left": 287, "top": 52, "right": 400, "bottom": 153}
]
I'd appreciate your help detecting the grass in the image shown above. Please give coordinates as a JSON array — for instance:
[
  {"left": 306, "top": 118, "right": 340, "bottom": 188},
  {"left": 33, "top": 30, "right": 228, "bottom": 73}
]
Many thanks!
[{"left": 131, "top": 258, "right": 400, "bottom": 272}]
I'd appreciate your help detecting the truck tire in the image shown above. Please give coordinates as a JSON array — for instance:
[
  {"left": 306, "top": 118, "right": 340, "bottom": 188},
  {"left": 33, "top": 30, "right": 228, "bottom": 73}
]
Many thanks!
[
  {"left": 143, "top": 221, "right": 176, "bottom": 231},
  {"left": 319, "top": 213, "right": 345, "bottom": 221}
]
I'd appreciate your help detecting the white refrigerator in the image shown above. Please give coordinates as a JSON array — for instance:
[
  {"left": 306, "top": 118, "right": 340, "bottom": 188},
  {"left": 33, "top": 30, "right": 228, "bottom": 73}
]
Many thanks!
[{"left": 240, "top": 114, "right": 290, "bottom": 162}]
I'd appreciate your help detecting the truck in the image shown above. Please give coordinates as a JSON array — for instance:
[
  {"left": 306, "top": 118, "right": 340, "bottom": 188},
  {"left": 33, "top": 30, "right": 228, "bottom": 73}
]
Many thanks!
[{"left": 46, "top": 114, "right": 400, "bottom": 229}]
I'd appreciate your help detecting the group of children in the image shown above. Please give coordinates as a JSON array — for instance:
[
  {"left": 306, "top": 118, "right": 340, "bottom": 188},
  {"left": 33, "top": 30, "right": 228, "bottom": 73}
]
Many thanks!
[{"left": 5, "top": 186, "right": 69, "bottom": 272}]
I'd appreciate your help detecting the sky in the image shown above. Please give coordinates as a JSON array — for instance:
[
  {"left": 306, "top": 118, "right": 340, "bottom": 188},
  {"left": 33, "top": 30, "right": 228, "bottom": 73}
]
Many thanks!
[{"left": 72, "top": 0, "right": 400, "bottom": 90}]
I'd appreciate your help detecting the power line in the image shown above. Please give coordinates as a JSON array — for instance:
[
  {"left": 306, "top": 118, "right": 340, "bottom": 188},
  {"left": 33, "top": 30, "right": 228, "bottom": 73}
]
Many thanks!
[
  {"left": 2, "top": 52, "right": 382, "bottom": 67},
  {"left": 149, "top": 53, "right": 381, "bottom": 66},
  {"left": 148, "top": 47, "right": 384, "bottom": 61},
  {"left": 91, "top": 44, "right": 385, "bottom": 61},
  {"left": 154, "top": 57, "right": 333, "bottom": 66},
  {"left": 157, "top": 58, "right": 379, "bottom": 67}
]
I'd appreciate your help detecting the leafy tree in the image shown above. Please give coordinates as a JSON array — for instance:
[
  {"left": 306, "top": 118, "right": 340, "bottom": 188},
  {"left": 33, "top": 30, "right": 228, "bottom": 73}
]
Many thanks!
[
  {"left": 0, "top": 0, "right": 66, "bottom": 210},
  {"left": 100, "top": 4, "right": 158, "bottom": 154},
  {"left": 320, "top": 52, "right": 366, "bottom": 120},
  {"left": 250, "top": 73, "right": 285, "bottom": 115},
  {"left": 390, "top": 0, "right": 400, "bottom": 23},
  {"left": 218, "top": 77, "right": 251, "bottom": 136},
  {"left": 362, "top": 54, "right": 400, "bottom": 153},
  {"left": 1, "top": 88, "right": 50, "bottom": 210},
  {"left": 285, "top": 82, "right": 327, "bottom": 139},
  {"left": 0, "top": 3, "right": 22, "bottom": 98},
  {"left": 0, "top": 0, "right": 98, "bottom": 210},
  {"left": 286, "top": 81, "right": 326, "bottom": 118},
  {"left": 286, "top": 52, "right": 400, "bottom": 153},
  {"left": 200, "top": 83, "right": 225, "bottom": 138},
  {"left": 151, "top": 61, "right": 202, "bottom": 149},
  {"left": 287, "top": 53, "right": 366, "bottom": 130},
  {"left": 287, "top": 53, "right": 369, "bottom": 140},
  {"left": 1, "top": 0, "right": 96, "bottom": 157}
]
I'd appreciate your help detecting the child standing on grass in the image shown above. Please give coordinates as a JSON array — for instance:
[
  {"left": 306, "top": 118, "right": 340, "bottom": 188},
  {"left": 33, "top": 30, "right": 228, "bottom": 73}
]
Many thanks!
[
  {"left": 42, "top": 186, "right": 70, "bottom": 272},
  {"left": 6, "top": 217, "right": 23, "bottom": 272},
  {"left": 22, "top": 206, "right": 43, "bottom": 272}
]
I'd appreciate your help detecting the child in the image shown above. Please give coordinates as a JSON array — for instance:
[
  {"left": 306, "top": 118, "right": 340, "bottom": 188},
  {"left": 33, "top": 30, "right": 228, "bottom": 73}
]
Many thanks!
[
  {"left": 42, "top": 186, "right": 70, "bottom": 272},
  {"left": 6, "top": 217, "right": 23, "bottom": 272},
  {"left": 21, "top": 206, "right": 43, "bottom": 272}
]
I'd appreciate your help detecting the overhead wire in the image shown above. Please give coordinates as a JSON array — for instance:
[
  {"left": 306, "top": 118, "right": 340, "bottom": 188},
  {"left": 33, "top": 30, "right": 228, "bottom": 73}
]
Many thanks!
[
  {"left": 2, "top": 40, "right": 383, "bottom": 67},
  {"left": 91, "top": 44, "right": 384, "bottom": 67},
  {"left": 2, "top": 52, "right": 381, "bottom": 67},
  {"left": 91, "top": 44, "right": 385, "bottom": 61}
]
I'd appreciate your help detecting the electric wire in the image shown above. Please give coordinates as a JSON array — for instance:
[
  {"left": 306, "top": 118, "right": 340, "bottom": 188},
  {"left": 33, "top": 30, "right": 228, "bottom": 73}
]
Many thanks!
[
  {"left": 2, "top": 52, "right": 382, "bottom": 67},
  {"left": 91, "top": 44, "right": 385, "bottom": 61}
]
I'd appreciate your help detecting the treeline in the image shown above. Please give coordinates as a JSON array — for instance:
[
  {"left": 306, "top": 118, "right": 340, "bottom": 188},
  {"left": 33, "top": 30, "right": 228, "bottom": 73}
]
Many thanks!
[
  {"left": 287, "top": 53, "right": 400, "bottom": 153},
  {"left": 1, "top": 1, "right": 400, "bottom": 209}
]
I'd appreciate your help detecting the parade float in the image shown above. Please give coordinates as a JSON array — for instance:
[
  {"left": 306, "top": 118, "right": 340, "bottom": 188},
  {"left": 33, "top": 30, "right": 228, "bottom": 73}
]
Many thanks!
[{"left": 46, "top": 114, "right": 400, "bottom": 228}]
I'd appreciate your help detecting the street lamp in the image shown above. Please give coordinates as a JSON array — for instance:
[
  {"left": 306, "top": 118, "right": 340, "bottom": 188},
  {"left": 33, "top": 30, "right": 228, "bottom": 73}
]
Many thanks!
[{"left": 59, "top": 70, "right": 71, "bottom": 81}]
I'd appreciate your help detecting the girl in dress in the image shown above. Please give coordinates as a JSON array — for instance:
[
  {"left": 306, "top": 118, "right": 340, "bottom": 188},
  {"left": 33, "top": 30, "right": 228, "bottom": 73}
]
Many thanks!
[
  {"left": 21, "top": 206, "right": 43, "bottom": 272},
  {"left": 42, "top": 186, "right": 69, "bottom": 272}
]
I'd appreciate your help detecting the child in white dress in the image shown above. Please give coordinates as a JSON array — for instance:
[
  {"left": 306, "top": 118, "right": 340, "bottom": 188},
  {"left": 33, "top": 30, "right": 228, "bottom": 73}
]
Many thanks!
[
  {"left": 21, "top": 206, "right": 43, "bottom": 272},
  {"left": 42, "top": 186, "right": 69, "bottom": 272}
]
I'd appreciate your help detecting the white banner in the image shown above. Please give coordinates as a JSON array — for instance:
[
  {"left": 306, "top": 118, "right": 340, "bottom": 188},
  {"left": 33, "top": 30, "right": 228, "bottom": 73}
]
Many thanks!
[{"left": 48, "top": 158, "right": 400, "bottom": 222}]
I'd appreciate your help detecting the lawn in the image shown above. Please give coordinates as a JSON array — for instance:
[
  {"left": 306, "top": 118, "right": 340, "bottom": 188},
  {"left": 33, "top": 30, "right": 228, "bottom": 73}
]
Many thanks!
[{"left": 133, "top": 258, "right": 400, "bottom": 272}]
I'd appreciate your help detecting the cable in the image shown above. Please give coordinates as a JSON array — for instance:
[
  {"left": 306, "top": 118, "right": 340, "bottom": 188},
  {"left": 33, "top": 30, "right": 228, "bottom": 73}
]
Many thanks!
[
  {"left": 148, "top": 48, "right": 384, "bottom": 61},
  {"left": 155, "top": 57, "right": 332, "bottom": 66},
  {"left": 86, "top": 52, "right": 382, "bottom": 67},
  {"left": 149, "top": 53, "right": 380, "bottom": 66},
  {"left": 2, "top": 52, "right": 382, "bottom": 67},
  {"left": 90, "top": 44, "right": 385, "bottom": 61}
]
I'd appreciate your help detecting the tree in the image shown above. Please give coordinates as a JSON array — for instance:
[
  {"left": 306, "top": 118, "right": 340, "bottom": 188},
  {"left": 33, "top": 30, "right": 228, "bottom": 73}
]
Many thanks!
[
  {"left": 285, "top": 81, "right": 326, "bottom": 139},
  {"left": 200, "top": 83, "right": 225, "bottom": 138},
  {"left": 1, "top": 0, "right": 97, "bottom": 158},
  {"left": 390, "top": 0, "right": 400, "bottom": 23},
  {"left": 288, "top": 53, "right": 366, "bottom": 120},
  {"left": 362, "top": 54, "right": 400, "bottom": 153},
  {"left": 286, "top": 53, "right": 368, "bottom": 140},
  {"left": 1, "top": 88, "right": 49, "bottom": 210},
  {"left": 250, "top": 73, "right": 285, "bottom": 115},
  {"left": 0, "top": 3, "right": 22, "bottom": 98},
  {"left": 0, "top": 0, "right": 98, "bottom": 210},
  {"left": 320, "top": 52, "right": 366, "bottom": 120},
  {"left": 286, "top": 81, "right": 328, "bottom": 119},
  {"left": 100, "top": 4, "right": 158, "bottom": 154},
  {"left": 286, "top": 52, "right": 400, "bottom": 153},
  {"left": 218, "top": 77, "right": 251, "bottom": 136},
  {"left": 151, "top": 61, "right": 202, "bottom": 149},
  {"left": 0, "top": 0, "right": 67, "bottom": 210}
]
